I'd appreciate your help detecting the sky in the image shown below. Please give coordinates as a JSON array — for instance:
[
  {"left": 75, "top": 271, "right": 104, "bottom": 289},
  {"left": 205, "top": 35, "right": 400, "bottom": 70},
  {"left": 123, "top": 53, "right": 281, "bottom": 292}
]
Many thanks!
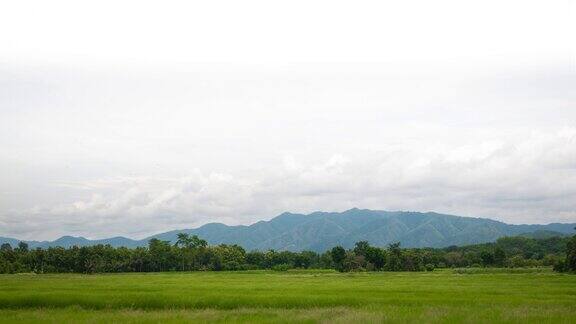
[{"left": 1, "top": 0, "right": 575, "bottom": 240}]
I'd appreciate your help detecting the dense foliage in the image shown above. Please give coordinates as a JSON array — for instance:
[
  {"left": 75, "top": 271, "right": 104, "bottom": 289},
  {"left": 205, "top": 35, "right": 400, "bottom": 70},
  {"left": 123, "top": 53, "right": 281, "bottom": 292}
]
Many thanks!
[
  {"left": 552, "top": 229, "right": 576, "bottom": 273},
  {"left": 0, "top": 233, "right": 574, "bottom": 274}
]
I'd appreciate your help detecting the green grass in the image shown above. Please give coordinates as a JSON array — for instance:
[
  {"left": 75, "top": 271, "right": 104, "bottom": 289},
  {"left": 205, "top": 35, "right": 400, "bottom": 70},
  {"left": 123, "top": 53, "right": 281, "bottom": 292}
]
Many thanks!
[
  {"left": 1, "top": 269, "right": 575, "bottom": 323},
  {"left": 452, "top": 267, "right": 553, "bottom": 274}
]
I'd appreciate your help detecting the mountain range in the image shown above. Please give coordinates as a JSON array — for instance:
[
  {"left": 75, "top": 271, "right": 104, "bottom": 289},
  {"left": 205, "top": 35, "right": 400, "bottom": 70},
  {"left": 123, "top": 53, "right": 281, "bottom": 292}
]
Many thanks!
[{"left": 2, "top": 209, "right": 575, "bottom": 252}]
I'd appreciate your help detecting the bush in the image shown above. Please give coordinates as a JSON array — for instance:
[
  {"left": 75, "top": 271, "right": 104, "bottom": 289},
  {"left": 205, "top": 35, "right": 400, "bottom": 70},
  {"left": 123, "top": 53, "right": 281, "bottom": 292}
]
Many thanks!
[
  {"left": 425, "top": 264, "right": 435, "bottom": 271},
  {"left": 222, "top": 261, "right": 241, "bottom": 271},
  {"left": 542, "top": 254, "right": 562, "bottom": 266},
  {"left": 553, "top": 260, "right": 566, "bottom": 273},
  {"left": 272, "top": 264, "right": 291, "bottom": 271}
]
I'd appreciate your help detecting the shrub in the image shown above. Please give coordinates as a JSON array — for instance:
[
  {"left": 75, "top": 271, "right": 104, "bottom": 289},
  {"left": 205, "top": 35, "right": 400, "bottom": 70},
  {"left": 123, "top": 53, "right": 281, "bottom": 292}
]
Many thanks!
[
  {"left": 272, "top": 263, "right": 291, "bottom": 271},
  {"left": 553, "top": 260, "right": 566, "bottom": 273}
]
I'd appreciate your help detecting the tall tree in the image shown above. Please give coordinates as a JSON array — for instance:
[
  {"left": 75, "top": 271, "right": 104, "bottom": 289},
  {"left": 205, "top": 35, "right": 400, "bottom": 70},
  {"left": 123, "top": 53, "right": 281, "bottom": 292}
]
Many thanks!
[
  {"left": 330, "top": 246, "right": 346, "bottom": 272},
  {"left": 175, "top": 233, "right": 192, "bottom": 247},
  {"left": 494, "top": 247, "right": 506, "bottom": 267},
  {"left": 386, "top": 242, "right": 403, "bottom": 271},
  {"left": 353, "top": 241, "right": 370, "bottom": 257},
  {"left": 566, "top": 228, "right": 576, "bottom": 272}
]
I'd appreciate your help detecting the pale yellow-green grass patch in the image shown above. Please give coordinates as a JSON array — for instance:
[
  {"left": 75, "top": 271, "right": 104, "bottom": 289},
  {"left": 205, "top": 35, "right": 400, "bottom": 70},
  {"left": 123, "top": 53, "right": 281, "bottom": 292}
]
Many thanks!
[{"left": 0, "top": 270, "right": 575, "bottom": 323}]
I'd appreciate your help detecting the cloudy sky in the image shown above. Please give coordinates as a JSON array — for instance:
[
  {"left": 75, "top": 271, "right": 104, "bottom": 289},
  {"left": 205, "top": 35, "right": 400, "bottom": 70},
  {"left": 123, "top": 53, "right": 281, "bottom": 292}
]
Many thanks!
[{"left": 1, "top": 0, "right": 575, "bottom": 240}]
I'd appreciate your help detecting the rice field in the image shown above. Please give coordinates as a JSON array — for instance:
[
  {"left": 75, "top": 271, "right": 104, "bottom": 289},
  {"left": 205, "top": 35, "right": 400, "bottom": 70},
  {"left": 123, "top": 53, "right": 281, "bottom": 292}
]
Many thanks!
[{"left": 0, "top": 269, "right": 575, "bottom": 323}]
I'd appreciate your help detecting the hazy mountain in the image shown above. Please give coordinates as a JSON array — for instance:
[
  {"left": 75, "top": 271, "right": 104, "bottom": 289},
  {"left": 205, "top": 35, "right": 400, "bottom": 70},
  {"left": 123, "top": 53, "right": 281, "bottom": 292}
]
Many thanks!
[{"left": 2, "top": 209, "right": 575, "bottom": 251}]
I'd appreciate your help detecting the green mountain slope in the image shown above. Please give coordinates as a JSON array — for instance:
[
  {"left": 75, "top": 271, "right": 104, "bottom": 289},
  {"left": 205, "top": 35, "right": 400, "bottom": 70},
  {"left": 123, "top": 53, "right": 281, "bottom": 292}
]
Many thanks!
[{"left": 2, "top": 209, "right": 575, "bottom": 251}]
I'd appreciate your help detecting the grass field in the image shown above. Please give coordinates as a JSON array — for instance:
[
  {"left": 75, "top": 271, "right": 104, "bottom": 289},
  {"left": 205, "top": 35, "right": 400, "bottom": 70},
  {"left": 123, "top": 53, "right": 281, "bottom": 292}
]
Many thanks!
[{"left": 1, "top": 269, "right": 575, "bottom": 323}]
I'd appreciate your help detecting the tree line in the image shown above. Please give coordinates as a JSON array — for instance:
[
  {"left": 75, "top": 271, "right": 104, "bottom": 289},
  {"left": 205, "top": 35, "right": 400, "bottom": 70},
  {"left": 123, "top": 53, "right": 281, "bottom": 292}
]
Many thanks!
[{"left": 1, "top": 232, "right": 575, "bottom": 274}]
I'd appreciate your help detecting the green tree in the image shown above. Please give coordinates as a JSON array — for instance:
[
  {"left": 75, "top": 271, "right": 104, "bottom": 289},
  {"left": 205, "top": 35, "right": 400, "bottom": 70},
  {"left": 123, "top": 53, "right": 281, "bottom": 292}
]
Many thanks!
[
  {"left": 294, "top": 251, "right": 318, "bottom": 269},
  {"left": 342, "top": 251, "right": 364, "bottom": 272},
  {"left": 444, "top": 251, "right": 464, "bottom": 268},
  {"left": 385, "top": 242, "right": 402, "bottom": 271},
  {"left": 148, "top": 239, "right": 172, "bottom": 272},
  {"left": 175, "top": 233, "right": 191, "bottom": 247},
  {"left": 507, "top": 255, "right": 527, "bottom": 268},
  {"left": 565, "top": 228, "right": 576, "bottom": 272},
  {"left": 480, "top": 250, "right": 495, "bottom": 267},
  {"left": 353, "top": 241, "right": 370, "bottom": 257},
  {"left": 365, "top": 246, "right": 385, "bottom": 270},
  {"left": 175, "top": 233, "right": 207, "bottom": 249},
  {"left": 246, "top": 251, "right": 265, "bottom": 268},
  {"left": 17, "top": 241, "right": 29, "bottom": 252},
  {"left": 494, "top": 247, "right": 506, "bottom": 267},
  {"left": 0, "top": 243, "right": 12, "bottom": 252},
  {"left": 330, "top": 246, "right": 346, "bottom": 272},
  {"left": 191, "top": 235, "right": 208, "bottom": 249},
  {"left": 214, "top": 244, "right": 246, "bottom": 270}
]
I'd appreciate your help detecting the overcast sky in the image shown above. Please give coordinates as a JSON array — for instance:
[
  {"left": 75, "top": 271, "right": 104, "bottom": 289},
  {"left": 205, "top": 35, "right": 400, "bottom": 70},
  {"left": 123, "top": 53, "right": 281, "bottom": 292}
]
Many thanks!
[{"left": 1, "top": 0, "right": 575, "bottom": 240}]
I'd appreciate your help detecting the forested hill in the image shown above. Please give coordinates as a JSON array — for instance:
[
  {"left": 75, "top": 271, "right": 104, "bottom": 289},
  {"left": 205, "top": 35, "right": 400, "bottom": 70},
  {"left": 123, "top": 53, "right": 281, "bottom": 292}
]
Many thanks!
[{"left": 2, "top": 209, "right": 575, "bottom": 251}]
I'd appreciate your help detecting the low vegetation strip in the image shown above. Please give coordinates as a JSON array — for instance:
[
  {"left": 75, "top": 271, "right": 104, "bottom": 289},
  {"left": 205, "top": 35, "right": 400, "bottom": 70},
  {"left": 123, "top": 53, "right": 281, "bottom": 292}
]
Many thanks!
[{"left": 2, "top": 232, "right": 575, "bottom": 274}]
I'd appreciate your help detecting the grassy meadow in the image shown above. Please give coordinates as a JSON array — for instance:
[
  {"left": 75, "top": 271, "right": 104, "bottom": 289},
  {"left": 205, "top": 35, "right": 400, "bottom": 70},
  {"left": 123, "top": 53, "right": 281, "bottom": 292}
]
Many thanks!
[{"left": 0, "top": 269, "right": 575, "bottom": 323}]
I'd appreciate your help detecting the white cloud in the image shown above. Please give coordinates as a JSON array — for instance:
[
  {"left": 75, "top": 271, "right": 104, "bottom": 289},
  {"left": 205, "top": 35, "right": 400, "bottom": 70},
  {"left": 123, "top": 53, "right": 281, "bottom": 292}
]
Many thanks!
[
  {"left": 0, "top": 0, "right": 574, "bottom": 240},
  {"left": 2, "top": 128, "right": 575, "bottom": 240}
]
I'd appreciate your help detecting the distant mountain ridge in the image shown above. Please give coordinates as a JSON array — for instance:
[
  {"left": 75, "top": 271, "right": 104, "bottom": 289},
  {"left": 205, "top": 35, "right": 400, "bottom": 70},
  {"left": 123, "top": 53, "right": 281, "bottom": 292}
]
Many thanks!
[{"left": 2, "top": 209, "right": 575, "bottom": 252}]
